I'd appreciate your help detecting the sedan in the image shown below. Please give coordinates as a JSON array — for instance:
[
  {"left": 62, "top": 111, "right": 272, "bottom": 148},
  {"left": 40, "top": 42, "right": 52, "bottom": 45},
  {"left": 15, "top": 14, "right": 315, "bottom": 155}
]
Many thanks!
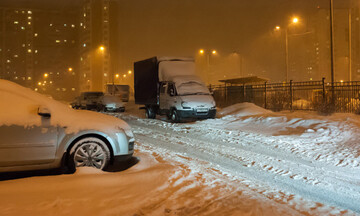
[{"left": 0, "top": 79, "right": 134, "bottom": 173}]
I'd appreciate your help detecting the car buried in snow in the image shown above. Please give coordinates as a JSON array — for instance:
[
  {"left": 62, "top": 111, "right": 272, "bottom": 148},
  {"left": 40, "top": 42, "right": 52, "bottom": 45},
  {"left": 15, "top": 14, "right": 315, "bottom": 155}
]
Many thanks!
[{"left": 0, "top": 79, "right": 134, "bottom": 173}]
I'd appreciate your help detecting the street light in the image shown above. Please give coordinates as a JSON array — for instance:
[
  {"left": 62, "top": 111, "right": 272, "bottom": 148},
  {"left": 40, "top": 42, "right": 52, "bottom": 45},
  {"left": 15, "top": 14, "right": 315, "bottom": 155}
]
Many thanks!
[
  {"left": 292, "top": 17, "right": 299, "bottom": 24},
  {"left": 128, "top": 70, "right": 132, "bottom": 75},
  {"left": 275, "top": 16, "right": 300, "bottom": 82},
  {"left": 44, "top": 73, "right": 49, "bottom": 78},
  {"left": 198, "top": 49, "right": 218, "bottom": 84}
]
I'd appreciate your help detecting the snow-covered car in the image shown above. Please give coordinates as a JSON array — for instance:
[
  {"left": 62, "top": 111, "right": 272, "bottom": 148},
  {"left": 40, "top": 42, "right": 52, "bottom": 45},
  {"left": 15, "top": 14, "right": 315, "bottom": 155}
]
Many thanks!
[
  {"left": 71, "top": 91, "right": 104, "bottom": 110},
  {"left": 101, "top": 95, "right": 125, "bottom": 112},
  {"left": 0, "top": 79, "right": 134, "bottom": 173}
]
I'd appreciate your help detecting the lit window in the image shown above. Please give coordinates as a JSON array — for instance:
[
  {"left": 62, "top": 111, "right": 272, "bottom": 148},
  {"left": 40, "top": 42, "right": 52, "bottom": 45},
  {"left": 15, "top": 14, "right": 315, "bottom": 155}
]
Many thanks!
[
  {"left": 83, "top": 43, "right": 86, "bottom": 47},
  {"left": 35, "top": 50, "right": 38, "bottom": 53},
  {"left": 80, "top": 23, "right": 83, "bottom": 26},
  {"left": 28, "top": 16, "right": 32, "bottom": 20},
  {"left": 14, "top": 55, "right": 18, "bottom": 58},
  {"left": 49, "top": 81, "right": 53, "bottom": 84},
  {"left": 34, "top": 33, "right": 38, "bottom": 37},
  {"left": 56, "top": 40, "right": 60, "bottom": 43},
  {"left": 50, "top": 23, "right": 53, "bottom": 26},
  {"left": 28, "top": 22, "right": 31, "bottom": 25},
  {"left": 83, "top": 13, "right": 86, "bottom": 17},
  {"left": 21, "top": 26, "right": 25, "bottom": 30},
  {"left": 62, "top": 88, "right": 66, "bottom": 91},
  {"left": 22, "top": 44, "right": 25, "bottom": 47},
  {"left": 71, "top": 24, "right": 75, "bottom": 28},
  {"left": 71, "top": 88, "right": 76, "bottom": 91},
  {"left": 14, "top": 77, "right": 18, "bottom": 80},
  {"left": 27, "top": 77, "right": 31, "bottom": 80},
  {"left": 64, "top": 39, "right": 67, "bottom": 42},
  {"left": 28, "top": 11, "right": 32, "bottom": 14},
  {"left": 27, "top": 49, "right": 32, "bottom": 53},
  {"left": 104, "top": 73, "right": 108, "bottom": 77},
  {"left": 64, "top": 24, "right": 67, "bottom": 27},
  {"left": 104, "top": 7, "right": 107, "bottom": 10},
  {"left": 34, "top": 88, "right": 38, "bottom": 91},
  {"left": 14, "top": 21, "right": 19, "bottom": 24},
  {"left": 6, "top": 60, "right": 10, "bottom": 63}
]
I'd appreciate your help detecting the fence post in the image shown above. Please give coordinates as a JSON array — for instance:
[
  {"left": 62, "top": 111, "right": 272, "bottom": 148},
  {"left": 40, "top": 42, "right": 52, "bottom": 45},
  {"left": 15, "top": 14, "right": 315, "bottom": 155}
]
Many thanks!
[
  {"left": 290, "top": 80, "right": 293, "bottom": 111},
  {"left": 322, "top": 77, "right": 326, "bottom": 102},
  {"left": 243, "top": 84, "right": 246, "bottom": 102},
  {"left": 224, "top": 83, "right": 227, "bottom": 106},
  {"left": 264, "top": 81, "right": 267, "bottom": 109}
]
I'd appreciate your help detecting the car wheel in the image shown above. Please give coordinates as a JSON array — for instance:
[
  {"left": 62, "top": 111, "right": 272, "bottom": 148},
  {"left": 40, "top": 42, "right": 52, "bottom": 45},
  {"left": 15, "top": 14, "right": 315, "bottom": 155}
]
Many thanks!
[
  {"left": 67, "top": 137, "right": 111, "bottom": 172},
  {"left": 171, "top": 109, "right": 180, "bottom": 123},
  {"left": 145, "top": 107, "right": 156, "bottom": 119}
]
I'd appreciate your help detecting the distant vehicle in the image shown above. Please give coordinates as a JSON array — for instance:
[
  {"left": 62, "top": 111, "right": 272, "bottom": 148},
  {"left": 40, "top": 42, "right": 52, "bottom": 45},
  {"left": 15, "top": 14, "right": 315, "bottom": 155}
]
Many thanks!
[
  {"left": 101, "top": 95, "right": 125, "bottom": 112},
  {"left": 0, "top": 79, "right": 134, "bottom": 173},
  {"left": 134, "top": 57, "right": 216, "bottom": 122},
  {"left": 71, "top": 91, "right": 104, "bottom": 110},
  {"left": 106, "top": 84, "right": 130, "bottom": 102}
]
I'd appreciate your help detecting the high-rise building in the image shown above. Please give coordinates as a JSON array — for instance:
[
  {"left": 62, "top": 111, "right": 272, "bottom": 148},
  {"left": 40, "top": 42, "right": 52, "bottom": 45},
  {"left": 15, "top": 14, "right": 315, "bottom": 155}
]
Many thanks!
[
  {"left": 0, "top": 7, "right": 80, "bottom": 101},
  {"left": 312, "top": 2, "right": 360, "bottom": 82},
  {"left": 79, "top": 0, "right": 119, "bottom": 92}
]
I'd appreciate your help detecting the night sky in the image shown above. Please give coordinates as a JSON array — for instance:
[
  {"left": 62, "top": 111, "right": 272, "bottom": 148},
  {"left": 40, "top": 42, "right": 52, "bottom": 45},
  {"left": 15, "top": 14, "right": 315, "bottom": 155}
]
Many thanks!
[{"left": 0, "top": 0, "right": 352, "bottom": 80}]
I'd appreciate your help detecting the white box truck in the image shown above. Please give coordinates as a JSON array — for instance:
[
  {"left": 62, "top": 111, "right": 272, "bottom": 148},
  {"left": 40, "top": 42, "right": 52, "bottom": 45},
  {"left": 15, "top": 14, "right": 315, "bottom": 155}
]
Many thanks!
[{"left": 134, "top": 57, "right": 216, "bottom": 122}]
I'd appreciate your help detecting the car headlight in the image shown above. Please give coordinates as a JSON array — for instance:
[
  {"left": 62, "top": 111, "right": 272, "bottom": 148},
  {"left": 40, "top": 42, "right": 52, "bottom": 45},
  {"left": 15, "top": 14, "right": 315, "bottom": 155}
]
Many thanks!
[
  {"left": 181, "top": 101, "right": 191, "bottom": 109},
  {"left": 117, "top": 126, "right": 134, "bottom": 140}
]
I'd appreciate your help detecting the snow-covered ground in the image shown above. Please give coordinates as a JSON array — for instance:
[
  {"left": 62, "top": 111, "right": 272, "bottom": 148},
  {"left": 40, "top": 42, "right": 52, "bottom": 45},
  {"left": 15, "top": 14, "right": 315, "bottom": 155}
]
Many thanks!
[{"left": 1, "top": 102, "right": 360, "bottom": 215}]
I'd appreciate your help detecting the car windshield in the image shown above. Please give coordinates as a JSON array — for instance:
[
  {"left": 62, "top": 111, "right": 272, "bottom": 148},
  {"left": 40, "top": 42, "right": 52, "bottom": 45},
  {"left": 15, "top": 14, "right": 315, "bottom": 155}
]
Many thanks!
[
  {"left": 84, "top": 92, "right": 104, "bottom": 99},
  {"left": 176, "top": 81, "right": 210, "bottom": 96},
  {"left": 102, "top": 95, "right": 122, "bottom": 103}
]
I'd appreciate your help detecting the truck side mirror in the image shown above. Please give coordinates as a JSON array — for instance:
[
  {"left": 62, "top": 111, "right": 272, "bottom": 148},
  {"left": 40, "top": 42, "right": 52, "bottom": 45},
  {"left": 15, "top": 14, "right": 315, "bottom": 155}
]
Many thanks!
[{"left": 170, "top": 88, "right": 175, "bottom": 96}]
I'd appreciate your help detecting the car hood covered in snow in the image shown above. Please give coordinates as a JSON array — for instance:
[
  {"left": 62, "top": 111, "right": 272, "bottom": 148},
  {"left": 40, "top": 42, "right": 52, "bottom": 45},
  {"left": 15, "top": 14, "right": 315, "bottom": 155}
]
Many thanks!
[{"left": 0, "top": 79, "right": 130, "bottom": 134}]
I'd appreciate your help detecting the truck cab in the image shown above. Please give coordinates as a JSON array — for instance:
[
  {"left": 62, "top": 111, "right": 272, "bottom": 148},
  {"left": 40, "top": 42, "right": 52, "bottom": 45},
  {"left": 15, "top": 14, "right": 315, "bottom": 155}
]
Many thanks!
[{"left": 158, "top": 76, "right": 216, "bottom": 122}]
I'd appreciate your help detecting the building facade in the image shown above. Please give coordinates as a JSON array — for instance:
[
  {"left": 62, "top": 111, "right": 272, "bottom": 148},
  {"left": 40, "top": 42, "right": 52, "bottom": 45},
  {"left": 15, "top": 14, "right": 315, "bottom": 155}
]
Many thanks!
[
  {"left": 0, "top": 7, "right": 79, "bottom": 101},
  {"left": 79, "top": 0, "right": 119, "bottom": 92}
]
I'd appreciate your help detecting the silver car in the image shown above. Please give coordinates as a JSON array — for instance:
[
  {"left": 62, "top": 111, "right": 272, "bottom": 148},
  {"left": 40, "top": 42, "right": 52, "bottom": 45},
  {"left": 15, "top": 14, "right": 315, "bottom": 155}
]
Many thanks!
[{"left": 0, "top": 79, "right": 134, "bottom": 173}]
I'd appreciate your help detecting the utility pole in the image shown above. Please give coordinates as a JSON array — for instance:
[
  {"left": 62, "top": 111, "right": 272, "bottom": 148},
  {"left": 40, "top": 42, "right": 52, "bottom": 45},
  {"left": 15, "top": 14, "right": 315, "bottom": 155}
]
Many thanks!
[
  {"left": 349, "top": 8, "right": 352, "bottom": 81},
  {"left": 329, "top": 0, "right": 335, "bottom": 108}
]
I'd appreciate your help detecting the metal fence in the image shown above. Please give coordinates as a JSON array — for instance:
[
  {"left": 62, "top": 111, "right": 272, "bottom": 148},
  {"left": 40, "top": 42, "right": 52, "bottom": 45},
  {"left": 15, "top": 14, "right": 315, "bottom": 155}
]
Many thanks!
[{"left": 209, "top": 79, "right": 360, "bottom": 113}]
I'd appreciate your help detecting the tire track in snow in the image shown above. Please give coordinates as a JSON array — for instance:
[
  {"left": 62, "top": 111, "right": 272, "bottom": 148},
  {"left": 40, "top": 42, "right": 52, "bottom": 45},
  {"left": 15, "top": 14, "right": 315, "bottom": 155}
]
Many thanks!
[{"left": 122, "top": 116, "right": 360, "bottom": 214}]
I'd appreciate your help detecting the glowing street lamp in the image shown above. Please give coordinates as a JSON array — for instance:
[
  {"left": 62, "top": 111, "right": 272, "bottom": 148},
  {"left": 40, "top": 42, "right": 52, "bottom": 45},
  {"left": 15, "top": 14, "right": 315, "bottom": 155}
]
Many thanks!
[
  {"left": 128, "top": 70, "right": 132, "bottom": 75},
  {"left": 68, "top": 67, "right": 73, "bottom": 72},
  {"left": 44, "top": 73, "right": 49, "bottom": 78},
  {"left": 212, "top": 50, "right": 217, "bottom": 55},
  {"left": 99, "top": 46, "right": 105, "bottom": 51},
  {"left": 123, "top": 74, "right": 126, "bottom": 78},
  {"left": 199, "top": 49, "right": 204, "bottom": 54},
  {"left": 115, "top": 74, "right": 120, "bottom": 78},
  {"left": 292, "top": 17, "right": 299, "bottom": 24},
  {"left": 275, "top": 26, "right": 281, "bottom": 30}
]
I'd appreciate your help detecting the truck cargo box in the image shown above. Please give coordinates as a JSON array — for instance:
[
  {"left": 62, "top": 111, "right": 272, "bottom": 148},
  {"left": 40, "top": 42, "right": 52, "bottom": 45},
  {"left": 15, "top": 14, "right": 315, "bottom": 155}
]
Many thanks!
[{"left": 134, "top": 57, "right": 159, "bottom": 105}]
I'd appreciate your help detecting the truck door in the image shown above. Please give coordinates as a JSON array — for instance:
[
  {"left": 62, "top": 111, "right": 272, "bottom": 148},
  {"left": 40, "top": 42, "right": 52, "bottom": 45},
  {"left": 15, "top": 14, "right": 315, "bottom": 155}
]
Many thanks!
[
  {"left": 159, "top": 82, "right": 168, "bottom": 110},
  {"left": 166, "top": 83, "right": 177, "bottom": 110}
]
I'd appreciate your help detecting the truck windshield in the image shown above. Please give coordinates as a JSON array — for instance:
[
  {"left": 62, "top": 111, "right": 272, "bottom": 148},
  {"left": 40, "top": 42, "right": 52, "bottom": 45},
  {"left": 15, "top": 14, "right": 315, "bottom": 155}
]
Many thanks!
[{"left": 177, "top": 81, "right": 210, "bottom": 96}]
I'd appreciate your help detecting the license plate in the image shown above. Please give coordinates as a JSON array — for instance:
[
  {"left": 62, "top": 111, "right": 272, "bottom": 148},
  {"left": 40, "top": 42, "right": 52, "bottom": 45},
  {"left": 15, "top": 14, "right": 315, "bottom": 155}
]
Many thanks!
[{"left": 197, "top": 108, "right": 208, "bottom": 112}]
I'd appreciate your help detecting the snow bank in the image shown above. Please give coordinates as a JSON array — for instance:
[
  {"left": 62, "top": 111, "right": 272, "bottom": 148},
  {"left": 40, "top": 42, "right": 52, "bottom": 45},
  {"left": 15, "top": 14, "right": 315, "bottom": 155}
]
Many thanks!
[
  {"left": 218, "top": 102, "right": 272, "bottom": 117},
  {"left": 0, "top": 79, "right": 130, "bottom": 134}
]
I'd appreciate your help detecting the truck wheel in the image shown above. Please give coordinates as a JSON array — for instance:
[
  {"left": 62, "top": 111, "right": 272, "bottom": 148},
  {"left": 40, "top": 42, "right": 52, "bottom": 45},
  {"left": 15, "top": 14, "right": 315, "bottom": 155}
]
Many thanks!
[
  {"left": 171, "top": 109, "right": 180, "bottom": 123},
  {"left": 145, "top": 107, "right": 156, "bottom": 119}
]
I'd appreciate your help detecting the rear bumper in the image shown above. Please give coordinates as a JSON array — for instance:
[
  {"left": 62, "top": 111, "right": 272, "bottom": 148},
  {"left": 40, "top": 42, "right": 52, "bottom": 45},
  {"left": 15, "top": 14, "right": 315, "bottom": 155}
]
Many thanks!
[{"left": 177, "top": 109, "right": 216, "bottom": 119}]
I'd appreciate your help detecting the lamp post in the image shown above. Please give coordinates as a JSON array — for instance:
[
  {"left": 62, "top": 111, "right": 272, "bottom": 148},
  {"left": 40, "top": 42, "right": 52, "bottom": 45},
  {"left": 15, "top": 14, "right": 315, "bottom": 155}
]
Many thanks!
[
  {"left": 275, "top": 17, "right": 300, "bottom": 82},
  {"left": 198, "top": 49, "right": 217, "bottom": 84}
]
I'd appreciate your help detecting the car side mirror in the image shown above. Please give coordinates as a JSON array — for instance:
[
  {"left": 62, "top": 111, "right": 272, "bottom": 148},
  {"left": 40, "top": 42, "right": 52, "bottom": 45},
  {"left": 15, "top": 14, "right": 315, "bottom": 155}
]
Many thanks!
[{"left": 38, "top": 106, "right": 51, "bottom": 118}]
